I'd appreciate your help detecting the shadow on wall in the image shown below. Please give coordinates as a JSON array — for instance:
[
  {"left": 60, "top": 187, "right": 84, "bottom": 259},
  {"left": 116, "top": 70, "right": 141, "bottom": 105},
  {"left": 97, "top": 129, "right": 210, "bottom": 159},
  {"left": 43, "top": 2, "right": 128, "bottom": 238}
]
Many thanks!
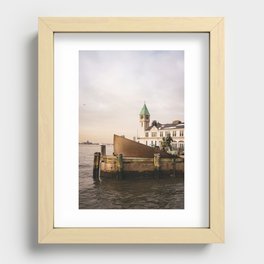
[{"left": 26, "top": 33, "right": 210, "bottom": 253}]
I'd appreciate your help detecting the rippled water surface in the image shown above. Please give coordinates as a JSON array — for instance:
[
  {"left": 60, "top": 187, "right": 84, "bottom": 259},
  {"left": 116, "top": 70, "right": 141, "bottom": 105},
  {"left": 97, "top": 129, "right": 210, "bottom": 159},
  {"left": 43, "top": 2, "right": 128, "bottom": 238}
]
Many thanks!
[{"left": 79, "top": 144, "right": 184, "bottom": 209}]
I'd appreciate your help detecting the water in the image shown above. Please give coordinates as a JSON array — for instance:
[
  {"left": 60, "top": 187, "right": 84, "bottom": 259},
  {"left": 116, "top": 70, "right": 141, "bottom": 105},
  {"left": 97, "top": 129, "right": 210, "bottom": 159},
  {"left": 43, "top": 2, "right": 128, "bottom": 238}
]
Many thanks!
[{"left": 79, "top": 144, "right": 184, "bottom": 209}]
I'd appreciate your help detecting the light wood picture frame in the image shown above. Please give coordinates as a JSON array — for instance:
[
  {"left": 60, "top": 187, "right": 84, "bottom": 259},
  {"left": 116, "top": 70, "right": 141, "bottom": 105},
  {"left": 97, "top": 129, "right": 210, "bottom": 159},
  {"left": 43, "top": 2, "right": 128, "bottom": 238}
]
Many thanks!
[{"left": 38, "top": 17, "right": 224, "bottom": 244}]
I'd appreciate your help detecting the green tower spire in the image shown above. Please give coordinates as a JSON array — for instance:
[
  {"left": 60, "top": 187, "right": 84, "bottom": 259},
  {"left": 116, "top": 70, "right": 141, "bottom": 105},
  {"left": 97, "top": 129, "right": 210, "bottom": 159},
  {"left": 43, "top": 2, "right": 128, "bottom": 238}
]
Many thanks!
[{"left": 140, "top": 103, "right": 150, "bottom": 116}]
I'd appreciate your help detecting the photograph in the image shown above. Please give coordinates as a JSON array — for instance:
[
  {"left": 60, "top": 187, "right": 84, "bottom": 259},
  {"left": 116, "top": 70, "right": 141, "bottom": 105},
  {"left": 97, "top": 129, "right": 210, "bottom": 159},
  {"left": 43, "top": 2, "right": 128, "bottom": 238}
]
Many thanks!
[{"left": 79, "top": 50, "right": 185, "bottom": 209}]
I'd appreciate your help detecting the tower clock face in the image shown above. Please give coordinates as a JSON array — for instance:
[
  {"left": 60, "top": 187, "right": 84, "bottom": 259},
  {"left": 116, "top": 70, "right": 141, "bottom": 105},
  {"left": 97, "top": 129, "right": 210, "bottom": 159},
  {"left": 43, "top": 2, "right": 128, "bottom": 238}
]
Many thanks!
[{"left": 140, "top": 115, "right": 143, "bottom": 119}]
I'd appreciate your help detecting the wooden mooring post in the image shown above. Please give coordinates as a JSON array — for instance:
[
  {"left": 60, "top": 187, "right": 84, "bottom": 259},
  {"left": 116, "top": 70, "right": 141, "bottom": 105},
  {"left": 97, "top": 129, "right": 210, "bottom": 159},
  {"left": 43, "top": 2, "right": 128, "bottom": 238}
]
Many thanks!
[
  {"left": 173, "top": 156, "right": 177, "bottom": 177},
  {"left": 100, "top": 144, "right": 106, "bottom": 156},
  {"left": 93, "top": 152, "right": 101, "bottom": 179},
  {"left": 153, "top": 153, "right": 160, "bottom": 178},
  {"left": 116, "top": 154, "right": 124, "bottom": 180}
]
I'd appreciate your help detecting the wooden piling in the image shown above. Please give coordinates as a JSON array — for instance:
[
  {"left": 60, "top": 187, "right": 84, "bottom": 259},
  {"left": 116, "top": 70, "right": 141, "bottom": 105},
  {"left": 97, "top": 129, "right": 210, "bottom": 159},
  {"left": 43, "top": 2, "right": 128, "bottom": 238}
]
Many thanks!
[
  {"left": 116, "top": 154, "right": 124, "bottom": 180},
  {"left": 101, "top": 144, "right": 106, "bottom": 156},
  {"left": 93, "top": 152, "right": 101, "bottom": 179},
  {"left": 153, "top": 153, "right": 160, "bottom": 178},
  {"left": 173, "top": 156, "right": 177, "bottom": 177}
]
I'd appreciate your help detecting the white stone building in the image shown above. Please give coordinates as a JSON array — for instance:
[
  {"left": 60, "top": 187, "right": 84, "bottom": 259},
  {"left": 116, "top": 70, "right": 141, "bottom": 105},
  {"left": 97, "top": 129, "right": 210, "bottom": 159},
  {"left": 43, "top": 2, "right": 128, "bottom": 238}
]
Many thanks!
[{"left": 136, "top": 103, "right": 184, "bottom": 150}]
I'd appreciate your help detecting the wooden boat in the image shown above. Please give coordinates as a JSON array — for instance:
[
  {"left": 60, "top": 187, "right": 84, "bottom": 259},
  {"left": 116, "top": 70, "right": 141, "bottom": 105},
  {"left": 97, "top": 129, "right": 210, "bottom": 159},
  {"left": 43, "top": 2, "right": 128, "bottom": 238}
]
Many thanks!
[{"left": 113, "top": 134, "right": 173, "bottom": 158}]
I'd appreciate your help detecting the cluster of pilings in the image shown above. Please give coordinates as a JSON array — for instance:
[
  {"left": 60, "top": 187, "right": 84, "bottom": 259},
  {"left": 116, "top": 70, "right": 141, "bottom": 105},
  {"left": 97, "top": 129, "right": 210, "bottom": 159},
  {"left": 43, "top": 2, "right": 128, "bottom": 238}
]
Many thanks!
[
  {"left": 93, "top": 145, "right": 105, "bottom": 180},
  {"left": 153, "top": 153, "right": 177, "bottom": 178},
  {"left": 93, "top": 145, "right": 125, "bottom": 180}
]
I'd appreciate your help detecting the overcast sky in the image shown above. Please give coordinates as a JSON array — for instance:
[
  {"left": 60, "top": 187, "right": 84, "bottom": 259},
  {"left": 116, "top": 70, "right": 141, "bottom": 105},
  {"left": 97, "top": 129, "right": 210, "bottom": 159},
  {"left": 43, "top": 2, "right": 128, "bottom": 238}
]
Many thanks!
[{"left": 79, "top": 50, "right": 184, "bottom": 143}]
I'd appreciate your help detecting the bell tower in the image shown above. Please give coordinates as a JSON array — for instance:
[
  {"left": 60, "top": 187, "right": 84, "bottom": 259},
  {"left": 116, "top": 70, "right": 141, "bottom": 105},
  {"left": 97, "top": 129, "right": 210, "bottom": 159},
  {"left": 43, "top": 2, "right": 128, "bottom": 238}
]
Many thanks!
[{"left": 139, "top": 103, "right": 150, "bottom": 131}]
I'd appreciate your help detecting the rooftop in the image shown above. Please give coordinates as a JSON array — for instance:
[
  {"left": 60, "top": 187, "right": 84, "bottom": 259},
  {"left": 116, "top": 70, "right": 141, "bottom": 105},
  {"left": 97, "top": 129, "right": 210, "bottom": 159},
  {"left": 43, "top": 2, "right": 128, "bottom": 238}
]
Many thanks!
[{"left": 145, "top": 121, "right": 184, "bottom": 131}]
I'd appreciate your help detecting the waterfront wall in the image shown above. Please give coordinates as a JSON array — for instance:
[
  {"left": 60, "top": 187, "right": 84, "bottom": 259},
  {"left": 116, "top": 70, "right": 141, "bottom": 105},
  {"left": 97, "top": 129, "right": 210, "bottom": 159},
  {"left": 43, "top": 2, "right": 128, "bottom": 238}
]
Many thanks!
[{"left": 100, "top": 155, "right": 184, "bottom": 179}]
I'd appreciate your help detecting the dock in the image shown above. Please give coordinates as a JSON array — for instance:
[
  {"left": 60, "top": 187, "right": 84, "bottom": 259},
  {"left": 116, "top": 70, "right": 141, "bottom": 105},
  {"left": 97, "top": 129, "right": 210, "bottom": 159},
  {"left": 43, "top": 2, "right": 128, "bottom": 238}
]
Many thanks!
[
  {"left": 100, "top": 155, "right": 184, "bottom": 179},
  {"left": 92, "top": 135, "right": 184, "bottom": 180}
]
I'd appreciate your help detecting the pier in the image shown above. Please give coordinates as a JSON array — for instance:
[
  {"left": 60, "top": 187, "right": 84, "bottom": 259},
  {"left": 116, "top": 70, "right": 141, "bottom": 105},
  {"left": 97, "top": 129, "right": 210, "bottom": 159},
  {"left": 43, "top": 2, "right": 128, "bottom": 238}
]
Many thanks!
[{"left": 93, "top": 143, "right": 184, "bottom": 180}]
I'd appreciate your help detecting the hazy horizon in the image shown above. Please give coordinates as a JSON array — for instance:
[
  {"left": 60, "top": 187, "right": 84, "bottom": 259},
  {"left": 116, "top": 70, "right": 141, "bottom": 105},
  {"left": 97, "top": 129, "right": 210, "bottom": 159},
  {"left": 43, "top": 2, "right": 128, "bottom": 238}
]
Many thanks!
[{"left": 79, "top": 50, "right": 184, "bottom": 143}]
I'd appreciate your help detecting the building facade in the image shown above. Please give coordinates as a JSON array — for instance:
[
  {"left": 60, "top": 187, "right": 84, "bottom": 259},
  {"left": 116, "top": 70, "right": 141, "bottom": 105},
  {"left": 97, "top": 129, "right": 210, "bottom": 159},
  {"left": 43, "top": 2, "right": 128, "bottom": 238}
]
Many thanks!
[{"left": 136, "top": 103, "right": 184, "bottom": 151}]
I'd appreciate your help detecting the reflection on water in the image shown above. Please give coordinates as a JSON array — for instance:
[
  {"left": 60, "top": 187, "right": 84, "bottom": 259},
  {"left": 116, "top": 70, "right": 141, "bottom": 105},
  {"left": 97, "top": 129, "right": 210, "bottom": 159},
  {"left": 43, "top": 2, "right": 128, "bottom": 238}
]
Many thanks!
[{"left": 79, "top": 144, "right": 184, "bottom": 209}]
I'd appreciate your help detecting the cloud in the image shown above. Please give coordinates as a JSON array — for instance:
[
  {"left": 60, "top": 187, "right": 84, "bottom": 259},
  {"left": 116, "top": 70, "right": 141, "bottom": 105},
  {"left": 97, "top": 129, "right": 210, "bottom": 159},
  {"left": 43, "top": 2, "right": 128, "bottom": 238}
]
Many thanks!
[{"left": 79, "top": 51, "right": 184, "bottom": 143}]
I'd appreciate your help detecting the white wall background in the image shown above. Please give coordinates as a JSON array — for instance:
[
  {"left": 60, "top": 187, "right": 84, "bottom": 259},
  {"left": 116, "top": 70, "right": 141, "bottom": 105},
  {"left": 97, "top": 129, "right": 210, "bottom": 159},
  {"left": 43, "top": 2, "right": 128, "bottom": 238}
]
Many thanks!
[{"left": 0, "top": 0, "right": 264, "bottom": 263}]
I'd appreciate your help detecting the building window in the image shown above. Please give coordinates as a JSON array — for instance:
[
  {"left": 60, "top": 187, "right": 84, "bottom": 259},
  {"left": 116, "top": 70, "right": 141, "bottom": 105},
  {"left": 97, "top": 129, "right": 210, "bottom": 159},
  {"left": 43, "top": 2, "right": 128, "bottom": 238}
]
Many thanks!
[
  {"left": 180, "top": 130, "right": 184, "bottom": 137},
  {"left": 160, "top": 131, "right": 163, "bottom": 137},
  {"left": 151, "top": 132, "right": 157, "bottom": 137},
  {"left": 145, "top": 132, "right": 149, "bottom": 137},
  {"left": 179, "top": 142, "right": 184, "bottom": 149},
  {"left": 172, "top": 131, "right": 176, "bottom": 137},
  {"left": 155, "top": 141, "right": 157, "bottom": 146},
  {"left": 146, "top": 141, "right": 148, "bottom": 146},
  {"left": 165, "top": 131, "right": 171, "bottom": 136},
  {"left": 151, "top": 141, "right": 153, "bottom": 146}
]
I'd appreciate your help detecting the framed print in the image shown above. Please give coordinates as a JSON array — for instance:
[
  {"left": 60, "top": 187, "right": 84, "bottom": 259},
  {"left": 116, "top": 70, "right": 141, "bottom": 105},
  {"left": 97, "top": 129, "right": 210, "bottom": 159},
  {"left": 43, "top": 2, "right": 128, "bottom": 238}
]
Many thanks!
[{"left": 38, "top": 17, "right": 224, "bottom": 244}]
